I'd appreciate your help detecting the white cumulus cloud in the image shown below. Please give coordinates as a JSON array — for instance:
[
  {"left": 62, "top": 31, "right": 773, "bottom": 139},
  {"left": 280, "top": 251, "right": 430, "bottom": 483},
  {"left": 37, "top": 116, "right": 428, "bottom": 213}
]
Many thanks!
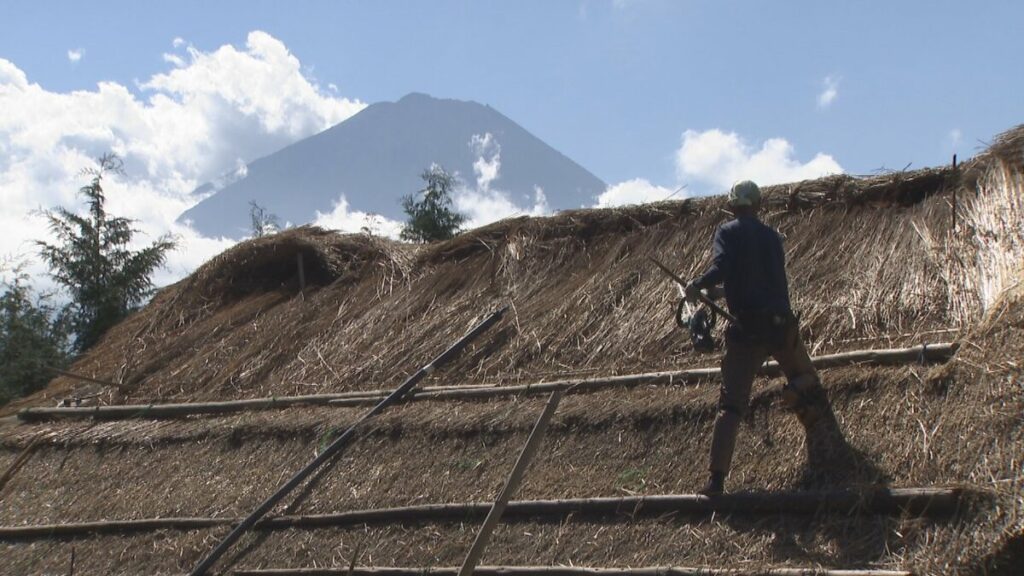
[
  {"left": 313, "top": 197, "right": 403, "bottom": 238},
  {"left": 142, "top": 31, "right": 364, "bottom": 143},
  {"left": 675, "top": 129, "right": 843, "bottom": 194},
  {"left": 162, "top": 52, "right": 187, "bottom": 68},
  {"left": 451, "top": 133, "right": 553, "bottom": 228},
  {"left": 597, "top": 129, "right": 841, "bottom": 207},
  {"left": 949, "top": 128, "right": 963, "bottom": 148},
  {"left": 456, "top": 186, "right": 550, "bottom": 229},
  {"left": 817, "top": 75, "right": 840, "bottom": 109},
  {"left": 67, "top": 49, "right": 83, "bottom": 63},
  {"left": 595, "top": 178, "right": 677, "bottom": 208},
  {"left": 470, "top": 132, "right": 501, "bottom": 192},
  {"left": 0, "top": 31, "right": 366, "bottom": 289}
]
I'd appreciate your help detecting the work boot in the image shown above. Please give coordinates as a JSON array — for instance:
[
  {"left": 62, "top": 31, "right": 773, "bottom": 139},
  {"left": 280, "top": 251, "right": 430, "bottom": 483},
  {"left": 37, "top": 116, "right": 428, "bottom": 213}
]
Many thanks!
[{"left": 699, "top": 471, "right": 725, "bottom": 497}]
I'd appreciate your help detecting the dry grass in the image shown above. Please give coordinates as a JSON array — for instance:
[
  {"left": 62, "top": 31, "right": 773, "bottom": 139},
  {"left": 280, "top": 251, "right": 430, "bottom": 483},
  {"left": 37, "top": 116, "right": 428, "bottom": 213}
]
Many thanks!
[
  {"left": 2, "top": 166, "right": 972, "bottom": 412},
  {"left": 1, "top": 126, "right": 1022, "bottom": 575},
  {"left": 0, "top": 365, "right": 1017, "bottom": 574}
]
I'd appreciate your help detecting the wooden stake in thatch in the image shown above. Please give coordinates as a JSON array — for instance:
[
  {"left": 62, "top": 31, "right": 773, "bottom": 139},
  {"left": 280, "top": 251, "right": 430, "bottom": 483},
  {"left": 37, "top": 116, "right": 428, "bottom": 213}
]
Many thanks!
[
  {"left": 952, "top": 154, "right": 959, "bottom": 231},
  {"left": 459, "top": 391, "right": 563, "bottom": 576},
  {"left": 188, "top": 306, "right": 509, "bottom": 576}
]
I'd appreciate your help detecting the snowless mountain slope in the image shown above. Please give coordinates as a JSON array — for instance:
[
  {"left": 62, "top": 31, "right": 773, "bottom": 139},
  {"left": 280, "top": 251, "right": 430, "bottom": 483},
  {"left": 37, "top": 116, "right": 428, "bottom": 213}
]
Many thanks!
[{"left": 179, "top": 93, "right": 607, "bottom": 238}]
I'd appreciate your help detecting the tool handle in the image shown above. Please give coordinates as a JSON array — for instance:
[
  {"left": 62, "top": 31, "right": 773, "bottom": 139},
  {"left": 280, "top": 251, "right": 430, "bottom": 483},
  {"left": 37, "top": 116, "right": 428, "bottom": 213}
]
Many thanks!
[
  {"left": 648, "top": 256, "right": 739, "bottom": 325},
  {"left": 694, "top": 291, "right": 739, "bottom": 325}
]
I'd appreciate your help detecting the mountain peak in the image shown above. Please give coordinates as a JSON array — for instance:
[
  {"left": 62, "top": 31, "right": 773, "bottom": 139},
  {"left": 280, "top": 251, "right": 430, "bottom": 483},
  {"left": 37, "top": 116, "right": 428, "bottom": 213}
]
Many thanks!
[
  {"left": 394, "top": 92, "right": 488, "bottom": 110},
  {"left": 397, "top": 92, "right": 436, "bottom": 103},
  {"left": 179, "top": 95, "right": 606, "bottom": 238}
]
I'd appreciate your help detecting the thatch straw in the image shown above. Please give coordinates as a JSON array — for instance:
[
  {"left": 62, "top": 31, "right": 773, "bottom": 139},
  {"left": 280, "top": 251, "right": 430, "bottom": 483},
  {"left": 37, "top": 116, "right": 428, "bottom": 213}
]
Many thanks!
[
  {"left": 2, "top": 164, "right": 978, "bottom": 411},
  {"left": 1, "top": 125, "right": 1022, "bottom": 576},
  {"left": 14, "top": 342, "right": 957, "bottom": 422}
]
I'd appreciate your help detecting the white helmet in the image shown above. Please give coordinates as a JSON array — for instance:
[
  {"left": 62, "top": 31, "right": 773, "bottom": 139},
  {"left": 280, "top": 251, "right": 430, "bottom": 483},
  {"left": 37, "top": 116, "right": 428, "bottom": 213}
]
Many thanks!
[{"left": 729, "top": 180, "right": 761, "bottom": 207}]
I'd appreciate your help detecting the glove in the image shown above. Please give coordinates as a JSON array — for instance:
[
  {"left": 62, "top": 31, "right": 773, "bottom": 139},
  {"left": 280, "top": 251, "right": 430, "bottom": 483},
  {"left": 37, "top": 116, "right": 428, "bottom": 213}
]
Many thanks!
[
  {"left": 705, "top": 285, "right": 725, "bottom": 301},
  {"left": 684, "top": 280, "right": 702, "bottom": 303}
]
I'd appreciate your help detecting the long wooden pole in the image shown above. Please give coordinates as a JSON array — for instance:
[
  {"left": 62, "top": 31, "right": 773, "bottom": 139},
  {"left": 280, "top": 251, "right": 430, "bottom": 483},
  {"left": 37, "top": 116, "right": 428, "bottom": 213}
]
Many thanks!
[
  {"left": 44, "top": 366, "right": 131, "bottom": 392},
  {"left": 329, "top": 340, "right": 955, "bottom": 405},
  {"left": 16, "top": 384, "right": 496, "bottom": 421},
  {"left": 0, "top": 434, "right": 42, "bottom": 494},
  {"left": 18, "top": 343, "right": 958, "bottom": 422},
  {"left": 459, "top": 391, "right": 563, "bottom": 576},
  {"left": 648, "top": 257, "right": 739, "bottom": 324},
  {"left": 234, "top": 566, "right": 913, "bottom": 576},
  {"left": 188, "top": 306, "right": 509, "bottom": 576},
  {"left": 0, "top": 488, "right": 961, "bottom": 541},
  {"left": 951, "top": 154, "right": 958, "bottom": 231}
]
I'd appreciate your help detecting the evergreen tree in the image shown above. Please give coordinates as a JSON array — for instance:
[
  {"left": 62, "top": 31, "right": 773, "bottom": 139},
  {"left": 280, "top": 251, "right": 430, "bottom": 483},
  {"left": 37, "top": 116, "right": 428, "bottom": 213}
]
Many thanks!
[
  {"left": 400, "top": 165, "right": 467, "bottom": 243},
  {"left": 249, "top": 200, "right": 280, "bottom": 237},
  {"left": 37, "top": 154, "right": 176, "bottom": 351},
  {"left": 0, "top": 265, "right": 70, "bottom": 404}
]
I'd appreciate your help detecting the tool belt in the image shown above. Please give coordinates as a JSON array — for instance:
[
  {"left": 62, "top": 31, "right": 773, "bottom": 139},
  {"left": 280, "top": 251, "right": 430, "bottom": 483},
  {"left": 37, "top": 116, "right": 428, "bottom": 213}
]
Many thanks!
[{"left": 727, "top": 309, "right": 796, "bottom": 348}]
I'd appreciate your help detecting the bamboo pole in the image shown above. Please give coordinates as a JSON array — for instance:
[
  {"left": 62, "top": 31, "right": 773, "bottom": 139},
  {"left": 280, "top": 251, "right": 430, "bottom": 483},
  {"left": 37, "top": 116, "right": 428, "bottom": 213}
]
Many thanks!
[
  {"left": 234, "top": 566, "right": 913, "bottom": 576},
  {"left": 648, "top": 256, "right": 739, "bottom": 324},
  {"left": 16, "top": 383, "right": 500, "bottom": 422},
  {"left": 459, "top": 391, "right": 563, "bottom": 576},
  {"left": 17, "top": 343, "right": 958, "bottom": 422},
  {"left": 952, "top": 154, "right": 958, "bottom": 231},
  {"left": 18, "top": 394, "right": 370, "bottom": 421},
  {"left": 44, "top": 366, "right": 131, "bottom": 392},
  {"left": 189, "top": 306, "right": 510, "bottom": 576},
  {"left": 0, "top": 517, "right": 231, "bottom": 539},
  {"left": 340, "top": 342, "right": 955, "bottom": 404},
  {"left": 0, "top": 434, "right": 42, "bottom": 494},
  {"left": 0, "top": 488, "right": 962, "bottom": 541}
]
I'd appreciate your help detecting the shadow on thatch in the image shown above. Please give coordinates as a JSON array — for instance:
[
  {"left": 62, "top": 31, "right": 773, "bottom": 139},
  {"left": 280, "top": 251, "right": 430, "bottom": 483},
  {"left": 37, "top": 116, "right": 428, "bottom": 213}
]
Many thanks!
[
  {"left": 744, "top": 384, "right": 887, "bottom": 491},
  {"left": 799, "top": 403, "right": 887, "bottom": 490},
  {"left": 722, "top": 393, "right": 897, "bottom": 567},
  {"left": 978, "top": 530, "right": 1024, "bottom": 576}
]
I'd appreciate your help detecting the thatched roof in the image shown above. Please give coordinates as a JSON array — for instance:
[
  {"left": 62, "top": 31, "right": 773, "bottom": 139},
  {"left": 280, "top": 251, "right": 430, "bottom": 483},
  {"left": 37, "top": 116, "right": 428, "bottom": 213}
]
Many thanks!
[{"left": 2, "top": 125, "right": 1022, "bottom": 576}]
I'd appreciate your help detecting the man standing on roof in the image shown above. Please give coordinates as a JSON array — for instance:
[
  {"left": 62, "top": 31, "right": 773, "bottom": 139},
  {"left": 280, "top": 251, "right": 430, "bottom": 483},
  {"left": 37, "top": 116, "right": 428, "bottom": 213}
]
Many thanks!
[{"left": 684, "top": 180, "right": 827, "bottom": 497}]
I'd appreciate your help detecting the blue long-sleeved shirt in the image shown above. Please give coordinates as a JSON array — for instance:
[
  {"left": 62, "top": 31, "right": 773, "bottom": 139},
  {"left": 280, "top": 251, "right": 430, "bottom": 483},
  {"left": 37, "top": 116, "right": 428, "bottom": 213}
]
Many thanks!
[{"left": 693, "top": 216, "right": 792, "bottom": 319}]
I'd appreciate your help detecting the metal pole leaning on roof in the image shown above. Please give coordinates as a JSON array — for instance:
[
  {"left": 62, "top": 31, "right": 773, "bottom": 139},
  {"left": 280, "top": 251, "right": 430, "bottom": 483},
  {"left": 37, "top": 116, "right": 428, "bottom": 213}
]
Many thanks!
[
  {"left": 189, "top": 305, "right": 509, "bottom": 576},
  {"left": 458, "top": 390, "right": 563, "bottom": 576}
]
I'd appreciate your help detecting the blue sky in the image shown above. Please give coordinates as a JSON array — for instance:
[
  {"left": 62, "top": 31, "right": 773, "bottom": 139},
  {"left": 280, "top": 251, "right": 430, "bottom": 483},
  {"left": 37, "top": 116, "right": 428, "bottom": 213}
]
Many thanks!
[
  {"left": 1, "top": 0, "right": 1022, "bottom": 284},
  {"left": 4, "top": 0, "right": 1020, "bottom": 183}
]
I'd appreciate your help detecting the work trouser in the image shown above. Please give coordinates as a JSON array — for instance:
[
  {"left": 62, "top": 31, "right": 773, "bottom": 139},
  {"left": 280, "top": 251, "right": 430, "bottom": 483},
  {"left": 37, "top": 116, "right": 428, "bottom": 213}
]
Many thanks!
[{"left": 708, "top": 315, "right": 821, "bottom": 475}]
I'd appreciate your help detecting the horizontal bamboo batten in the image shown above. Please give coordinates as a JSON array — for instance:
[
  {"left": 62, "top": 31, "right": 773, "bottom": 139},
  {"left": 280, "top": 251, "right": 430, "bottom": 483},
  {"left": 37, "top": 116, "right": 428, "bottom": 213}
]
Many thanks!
[
  {"left": 17, "top": 343, "right": 958, "bottom": 422},
  {"left": 0, "top": 487, "right": 962, "bottom": 541}
]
